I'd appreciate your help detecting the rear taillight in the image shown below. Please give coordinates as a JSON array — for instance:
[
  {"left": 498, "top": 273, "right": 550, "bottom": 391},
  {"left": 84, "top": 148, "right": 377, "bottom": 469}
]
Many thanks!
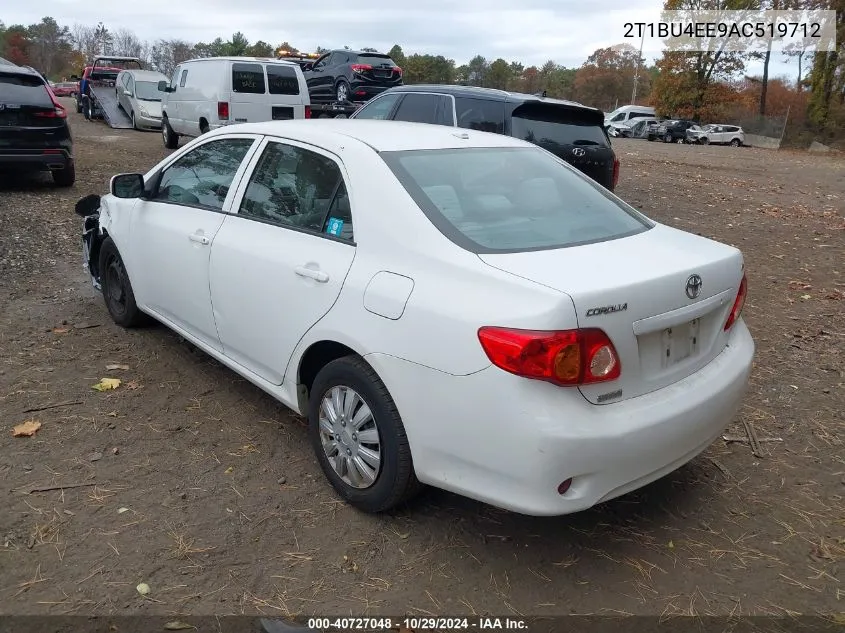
[
  {"left": 350, "top": 64, "right": 372, "bottom": 73},
  {"left": 217, "top": 101, "right": 229, "bottom": 120},
  {"left": 304, "top": 105, "right": 311, "bottom": 119},
  {"left": 724, "top": 274, "right": 748, "bottom": 331},
  {"left": 34, "top": 87, "right": 67, "bottom": 119},
  {"left": 393, "top": 66, "right": 403, "bottom": 75},
  {"left": 477, "top": 327, "right": 621, "bottom": 386},
  {"left": 612, "top": 157, "right": 620, "bottom": 189}
]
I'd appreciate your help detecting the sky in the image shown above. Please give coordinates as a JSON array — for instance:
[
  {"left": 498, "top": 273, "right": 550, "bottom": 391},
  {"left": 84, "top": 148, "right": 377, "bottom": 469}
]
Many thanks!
[{"left": 5, "top": 0, "right": 802, "bottom": 81}]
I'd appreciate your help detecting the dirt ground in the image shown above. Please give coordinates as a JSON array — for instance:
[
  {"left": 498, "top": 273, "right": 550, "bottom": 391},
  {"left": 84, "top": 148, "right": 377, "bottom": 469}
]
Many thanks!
[{"left": 1, "top": 101, "right": 843, "bottom": 619}]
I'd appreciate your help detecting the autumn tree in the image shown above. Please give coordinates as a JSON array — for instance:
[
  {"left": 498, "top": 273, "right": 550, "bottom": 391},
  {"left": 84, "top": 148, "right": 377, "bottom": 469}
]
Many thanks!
[
  {"left": 387, "top": 44, "right": 405, "bottom": 68},
  {"left": 806, "top": 0, "right": 844, "bottom": 128},
  {"left": 651, "top": 0, "right": 756, "bottom": 118},
  {"left": 573, "top": 44, "right": 647, "bottom": 109},
  {"left": 1, "top": 24, "right": 31, "bottom": 66}
]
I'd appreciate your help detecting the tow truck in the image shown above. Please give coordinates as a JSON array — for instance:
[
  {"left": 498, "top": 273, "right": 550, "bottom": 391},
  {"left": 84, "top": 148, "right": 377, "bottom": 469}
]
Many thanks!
[
  {"left": 275, "top": 49, "right": 368, "bottom": 118},
  {"left": 72, "top": 56, "right": 143, "bottom": 129}
]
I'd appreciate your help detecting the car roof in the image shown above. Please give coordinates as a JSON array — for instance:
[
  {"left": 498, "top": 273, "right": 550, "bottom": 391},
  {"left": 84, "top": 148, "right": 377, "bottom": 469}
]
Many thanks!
[
  {"left": 330, "top": 49, "right": 389, "bottom": 56},
  {"left": 119, "top": 69, "right": 167, "bottom": 80},
  {"left": 181, "top": 56, "right": 298, "bottom": 67},
  {"left": 384, "top": 84, "right": 594, "bottom": 109},
  {"left": 210, "top": 119, "right": 534, "bottom": 152},
  {"left": 0, "top": 62, "right": 44, "bottom": 80}
]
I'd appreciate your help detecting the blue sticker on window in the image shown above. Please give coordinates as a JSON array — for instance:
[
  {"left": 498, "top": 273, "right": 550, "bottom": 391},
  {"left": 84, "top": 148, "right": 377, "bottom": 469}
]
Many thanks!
[{"left": 326, "top": 217, "right": 344, "bottom": 237}]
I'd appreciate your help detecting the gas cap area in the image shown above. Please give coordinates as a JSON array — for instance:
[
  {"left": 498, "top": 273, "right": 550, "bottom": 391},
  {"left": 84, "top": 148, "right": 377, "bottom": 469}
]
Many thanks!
[{"left": 363, "top": 272, "right": 415, "bottom": 320}]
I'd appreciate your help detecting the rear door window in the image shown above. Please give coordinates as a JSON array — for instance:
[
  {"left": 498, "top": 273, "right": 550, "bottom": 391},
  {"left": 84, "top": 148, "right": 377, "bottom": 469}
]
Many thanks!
[
  {"left": 454, "top": 97, "right": 505, "bottom": 134},
  {"left": 510, "top": 103, "right": 609, "bottom": 148},
  {"left": 0, "top": 72, "right": 51, "bottom": 105},
  {"left": 356, "top": 54, "right": 395, "bottom": 67},
  {"left": 232, "top": 63, "right": 266, "bottom": 94},
  {"left": 267, "top": 64, "right": 300, "bottom": 95}
]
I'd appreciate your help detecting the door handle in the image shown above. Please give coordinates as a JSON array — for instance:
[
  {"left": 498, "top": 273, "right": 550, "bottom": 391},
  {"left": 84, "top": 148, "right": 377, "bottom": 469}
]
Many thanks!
[
  {"left": 189, "top": 233, "right": 210, "bottom": 245},
  {"left": 294, "top": 266, "right": 329, "bottom": 283}
]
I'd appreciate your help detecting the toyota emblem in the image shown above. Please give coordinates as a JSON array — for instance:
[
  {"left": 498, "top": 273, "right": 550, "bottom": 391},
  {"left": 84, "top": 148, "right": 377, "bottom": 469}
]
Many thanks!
[
  {"left": 685, "top": 274, "right": 703, "bottom": 299},
  {"left": 572, "top": 148, "right": 585, "bottom": 157}
]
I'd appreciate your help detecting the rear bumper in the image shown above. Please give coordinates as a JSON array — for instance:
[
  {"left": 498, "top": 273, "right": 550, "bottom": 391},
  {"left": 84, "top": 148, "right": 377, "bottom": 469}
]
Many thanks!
[
  {"left": 365, "top": 320, "right": 755, "bottom": 516},
  {"left": 0, "top": 149, "right": 73, "bottom": 171},
  {"left": 348, "top": 82, "right": 395, "bottom": 99}
]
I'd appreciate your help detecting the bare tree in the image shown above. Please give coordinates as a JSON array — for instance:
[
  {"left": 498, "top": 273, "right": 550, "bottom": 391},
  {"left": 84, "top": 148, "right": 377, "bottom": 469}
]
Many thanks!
[
  {"left": 72, "top": 24, "right": 99, "bottom": 60},
  {"left": 111, "top": 28, "right": 148, "bottom": 61},
  {"left": 149, "top": 39, "right": 194, "bottom": 76}
]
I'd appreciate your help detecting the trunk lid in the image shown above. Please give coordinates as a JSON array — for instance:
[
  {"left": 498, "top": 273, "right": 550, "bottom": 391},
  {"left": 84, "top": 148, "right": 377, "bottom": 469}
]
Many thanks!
[
  {"left": 508, "top": 101, "right": 616, "bottom": 190},
  {"left": 478, "top": 224, "right": 744, "bottom": 404}
]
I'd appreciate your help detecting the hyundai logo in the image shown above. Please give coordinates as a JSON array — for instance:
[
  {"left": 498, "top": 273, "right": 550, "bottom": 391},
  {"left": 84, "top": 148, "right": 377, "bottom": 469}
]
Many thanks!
[
  {"left": 685, "top": 274, "right": 703, "bottom": 299},
  {"left": 571, "top": 148, "right": 585, "bottom": 157}
]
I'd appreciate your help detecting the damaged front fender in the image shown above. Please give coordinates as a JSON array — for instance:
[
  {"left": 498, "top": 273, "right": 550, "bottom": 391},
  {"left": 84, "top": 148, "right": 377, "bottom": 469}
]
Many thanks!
[{"left": 76, "top": 194, "right": 104, "bottom": 291}]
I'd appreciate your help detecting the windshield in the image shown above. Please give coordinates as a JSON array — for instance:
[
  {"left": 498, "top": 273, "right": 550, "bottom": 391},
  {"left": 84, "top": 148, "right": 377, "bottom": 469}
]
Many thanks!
[
  {"left": 381, "top": 147, "right": 651, "bottom": 254},
  {"left": 357, "top": 54, "right": 396, "bottom": 67},
  {"left": 135, "top": 81, "right": 162, "bottom": 101}
]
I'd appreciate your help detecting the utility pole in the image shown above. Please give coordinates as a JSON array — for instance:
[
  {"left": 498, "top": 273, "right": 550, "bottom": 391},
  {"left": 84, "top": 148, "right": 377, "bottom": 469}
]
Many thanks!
[{"left": 631, "top": 28, "right": 645, "bottom": 104}]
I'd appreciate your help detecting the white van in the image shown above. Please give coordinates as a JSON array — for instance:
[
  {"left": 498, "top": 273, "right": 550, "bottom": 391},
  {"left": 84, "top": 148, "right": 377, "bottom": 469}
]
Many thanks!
[
  {"left": 158, "top": 56, "right": 310, "bottom": 149},
  {"left": 604, "top": 104, "right": 656, "bottom": 127}
]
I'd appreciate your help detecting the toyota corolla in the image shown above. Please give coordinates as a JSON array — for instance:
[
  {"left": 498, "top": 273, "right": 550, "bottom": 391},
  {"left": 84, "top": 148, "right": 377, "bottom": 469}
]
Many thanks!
[{"left": 74, "top": 119, "right": 754, "bottom": 516}]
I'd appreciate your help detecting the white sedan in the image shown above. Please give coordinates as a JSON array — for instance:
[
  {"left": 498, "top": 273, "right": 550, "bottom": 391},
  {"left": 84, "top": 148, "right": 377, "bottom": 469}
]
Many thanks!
[{"left": 74, "top": 119, "right": 755, "bottom": 516}]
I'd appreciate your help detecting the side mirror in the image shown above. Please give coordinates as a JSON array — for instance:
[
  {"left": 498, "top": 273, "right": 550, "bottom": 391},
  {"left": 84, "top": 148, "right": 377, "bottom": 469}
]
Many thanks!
[
  {"left": 157, "top": 80, "right": 170, "bottom": 92},
  {"left": 110, "top": 173, "right": 145, "bottom": 199},
  {"left": 303, "top": 63, "right": 313, "bottom": 71},
  {"left": 123, "top": 89, "right": 132, "bottom": 96},
  {"left": 75, "top": 194, "right": 101, "bottom": 218}
]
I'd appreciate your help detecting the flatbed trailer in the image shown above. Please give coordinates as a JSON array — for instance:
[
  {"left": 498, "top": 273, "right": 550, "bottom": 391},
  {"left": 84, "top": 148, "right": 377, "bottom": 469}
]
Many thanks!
[
  {"left": 309, "top": 100, "right": 366, "bottom": 118},
  {"left": 78, "top": 56, "right": 142, "bottom": 129}
]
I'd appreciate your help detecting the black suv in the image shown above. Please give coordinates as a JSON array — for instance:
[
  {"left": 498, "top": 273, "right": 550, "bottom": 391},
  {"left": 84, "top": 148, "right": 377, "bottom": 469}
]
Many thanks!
[
  {"left": 650, "top": 119, "right": 697, "bottom": 143},
  {"left": 302, "top": 50, "right": 403, "bottom": 104},
  {"left": 0, "top": 62, "right": 74, "bottom": 186},
  {"left": 351, "top": 85, "right": 619, "bottom": 191}
]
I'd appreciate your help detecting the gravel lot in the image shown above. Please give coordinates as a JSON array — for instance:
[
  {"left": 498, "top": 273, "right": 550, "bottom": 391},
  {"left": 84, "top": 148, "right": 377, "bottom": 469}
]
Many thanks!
[{"left": 1, "top": 101, "right": 843, "bottom": 618}]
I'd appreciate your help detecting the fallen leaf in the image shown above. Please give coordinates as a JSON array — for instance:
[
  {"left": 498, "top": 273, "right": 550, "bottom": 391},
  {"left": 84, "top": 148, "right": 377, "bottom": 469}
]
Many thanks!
[
  {"left": 801, "top": 294, "right": 812, "bottom": 300},
  {"left": 52, "top": 327, "right": 69, "bottom": 334},
  {"left": 164, "top": 622, "right": 195, "bottom": 631},
  {"left": 92, "top": 378, "right": 121, "bottom": 392},
  {"left": 89, "top": 451, "right": 103, "bottom": 462},
  {"left": 224, "top": 466, "right": 234, "bottom": 474},
  {"left": 136, "top": 582, "right": 150, "bottom": 596},
  {"left": 106, "top": 364, "right": 130, "bottom": 371},
  {"left": 12, "top": 420, "right": 42, "bottom": 437},
  {"left": 117, "top": 507, "right": 129, "bottom": 514},
  {"left": 125, "top": 381, "right": 142, "bottom": 390},
  {"left": 668, "top": 540, "right": 675, "bottom": 549}
]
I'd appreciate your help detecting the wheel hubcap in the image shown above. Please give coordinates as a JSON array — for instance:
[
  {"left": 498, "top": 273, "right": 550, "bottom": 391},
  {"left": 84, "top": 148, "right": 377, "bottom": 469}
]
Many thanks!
[
  {"left": 337, "top": 84, "right": 347, "bottom": 101},
  {"left": 105, "top": 256, "right": 127, "bottom": 314},
  {"left": 318, "top": 386, "right": 381, "bottom": 489},
  {"left": 162, "top": 125, "right": 168, "bottom": 143}
]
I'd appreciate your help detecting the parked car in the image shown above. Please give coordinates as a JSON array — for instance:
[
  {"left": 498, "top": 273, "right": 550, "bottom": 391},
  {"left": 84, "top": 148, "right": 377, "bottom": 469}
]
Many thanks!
[
  {"left": 609, "top": 116, "right": 656, "bottom": 139},
  {"left": 157, "top": 57, "right": 311, "bottom": 149},
  {"left": 52, "top": 81, "right": 78, "bottom": 97},
  {"left": 351, "top": 85, "right": 619, "bottom": 191},
  {"left": 73, "top": 119, "right": 754, "bottom": 516},
  {"left": 687, "top": 124, "right": 745, "bottom": 146},
  {"left": 302, "top": 49, "right": 403, "bottom": 103},
  {"left": 0, "top": 62, "right": 75, "bottom": 186},
  {"left": 654, "top": 119, "right": 698, "bottom": 143},
  {"left": 115, "top": 68, "right": 169, "bottom": 130},
  {"left": 624, "top": 117, "right": 657, "bottom": 139},
  {"left": 604, "top": 104, "right": 655, "bottom": 127}
]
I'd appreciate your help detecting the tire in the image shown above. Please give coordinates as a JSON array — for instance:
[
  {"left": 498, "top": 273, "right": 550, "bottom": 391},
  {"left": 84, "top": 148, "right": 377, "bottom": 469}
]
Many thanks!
[
  {"left": 52, "top": 162, "right": 75, "bottom": 187},
  {"left": 730, "top": 138, "right": 741, "bottom": 147},
  {"left": 700, "top": 137, "right": 709, "bottom": 145},
  {"left": 98, "top": 237, "right": 148, "bottom": 328},
  {"left": 84, "top": 98, "right": 94, "bottom": 120},
  {"left": 664, "top": 133, "right": 672, "bottom": 143},
  {"left": 308, "top": 356, "right": 422, "bottom": 513},
  {"left": 199, "top": 120, "right": 209, "bottom": 135},
  {"left": 676, "top": 137, "right": 684, "bottom": 144},
  {"left": 131, "top": 111, "right": 138, "bottom": 130},
  {"left": 162, "top": 117, "right": 179, "bottom": 149},
  {"left": 335, "top": 80, "right": 350, "bottom": 103}
]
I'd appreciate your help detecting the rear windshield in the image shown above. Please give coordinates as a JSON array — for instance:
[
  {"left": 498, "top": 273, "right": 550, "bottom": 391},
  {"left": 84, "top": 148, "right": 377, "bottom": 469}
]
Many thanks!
[
  {"left": 0, "top": 72, "right": 51, "bottom": 105},
  {"left": 267, "top": 64, "right": 300, "bottom": 95},
  {"left": 511, "top": 104, "right": 609, "bottom": 148},
  {"left": 357, "top": 54, "right": 396, "bottom": 67},
  {"left": 232, "top": 63, "right": 266, "bottom": 94},
  {"left": 381, "top": 147, "right": 651, "bottom": 253}
]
